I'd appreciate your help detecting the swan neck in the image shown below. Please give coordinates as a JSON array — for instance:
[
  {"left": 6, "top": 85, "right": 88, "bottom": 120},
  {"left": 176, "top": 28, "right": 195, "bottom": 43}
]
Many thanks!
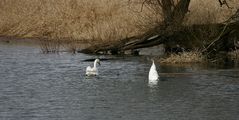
[
  {"left": 151, "top": 59, "right": 154, "bottom": 63},
  {"left": 93, "top": 60, "right": 97, "bottom": 68}
]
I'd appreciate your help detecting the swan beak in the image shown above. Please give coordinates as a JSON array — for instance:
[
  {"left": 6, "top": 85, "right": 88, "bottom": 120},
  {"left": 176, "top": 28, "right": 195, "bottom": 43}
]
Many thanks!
[{"left": 98, "top": 62, "right": 101, "bottom": 66}]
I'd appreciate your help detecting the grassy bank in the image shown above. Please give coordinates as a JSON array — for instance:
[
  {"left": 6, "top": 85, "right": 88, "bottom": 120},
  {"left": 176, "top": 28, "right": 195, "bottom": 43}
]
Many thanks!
[
  {"left": 1, "top": 0, "right": 239, "bottom": 62},
  {"left": 0, "top": 0, "right": 145, "bottom": 42},
  {"left": 159, "top": 51, "right": 206, "bottom": 64},
  {"left": 0, "top": 0, "right": 237, "bottom": 42}
]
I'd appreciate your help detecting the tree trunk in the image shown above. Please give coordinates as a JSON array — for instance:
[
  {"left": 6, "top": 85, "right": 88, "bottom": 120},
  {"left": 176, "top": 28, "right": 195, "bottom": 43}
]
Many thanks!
[{"left": 162, "top": 0, "right": 190, "bottom": 26}]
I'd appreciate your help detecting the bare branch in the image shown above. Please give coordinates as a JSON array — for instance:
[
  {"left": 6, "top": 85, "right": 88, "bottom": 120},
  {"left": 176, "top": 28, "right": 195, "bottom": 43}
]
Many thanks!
[{"left": 218, "top": 0, "right": 231, "bottom": 9}]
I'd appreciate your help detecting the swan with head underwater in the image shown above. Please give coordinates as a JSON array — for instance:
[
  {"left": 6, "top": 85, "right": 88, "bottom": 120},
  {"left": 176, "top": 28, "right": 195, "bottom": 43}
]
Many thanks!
[
  {"left": 148, "top": 59, "right": 159, "bottom": 85},
  {"left": 86, "top": 58, "right": 101, "bottom": 76}
]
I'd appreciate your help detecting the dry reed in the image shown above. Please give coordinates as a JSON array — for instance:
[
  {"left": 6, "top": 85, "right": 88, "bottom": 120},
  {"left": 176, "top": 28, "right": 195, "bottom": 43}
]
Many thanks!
[
  {"left": 62, "top": 39, "right": 80, "bottom": 54},
  {"left": 39, "top": 39, "right": 61, "bottom": 53},
  {"left": 185, "top": 0, "right": 239, "bottom": 24},
  {"left": 0, "top": 0, "right": 238, "bottom": 43},
  {"left": 0, "top": 0, "right": 142, "bottom": 42},
  {"left": 160, "top": 51, "right": 205, "bottom": 64},
  {"left": 228, "top": 50, "right": 239, "bottom": 61}
]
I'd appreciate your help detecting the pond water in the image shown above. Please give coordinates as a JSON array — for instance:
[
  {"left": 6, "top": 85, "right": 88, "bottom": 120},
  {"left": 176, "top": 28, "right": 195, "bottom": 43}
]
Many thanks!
[{"left": 0, "top": 43, "right": 239, "bottom": 120}]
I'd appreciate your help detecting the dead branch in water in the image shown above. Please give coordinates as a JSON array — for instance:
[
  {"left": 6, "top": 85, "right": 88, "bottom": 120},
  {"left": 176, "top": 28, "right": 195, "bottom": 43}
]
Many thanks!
[{"left": 39, "top": 38, "right": 61, "bottom": 53}]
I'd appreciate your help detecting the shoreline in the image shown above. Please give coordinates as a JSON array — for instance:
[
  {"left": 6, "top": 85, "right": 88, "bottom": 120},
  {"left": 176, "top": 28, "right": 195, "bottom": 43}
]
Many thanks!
[
  {"left": 0, "top": 36, "right": 40, "bottom": 45},
  {"left": 0, "top": 36, "right": 92, "bottom": 52}
]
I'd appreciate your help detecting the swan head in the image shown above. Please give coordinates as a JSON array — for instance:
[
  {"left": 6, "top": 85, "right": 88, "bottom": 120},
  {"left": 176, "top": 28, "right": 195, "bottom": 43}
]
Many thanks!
[
  {"left": 151, "top": 59, "right": 154, "bottom": 63},
  {"left": 95, "top": 58, "right": 101, "bottom": 66}
]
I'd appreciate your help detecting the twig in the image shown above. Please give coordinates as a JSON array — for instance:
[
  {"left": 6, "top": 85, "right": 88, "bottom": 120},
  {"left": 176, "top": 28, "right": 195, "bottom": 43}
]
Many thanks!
[
  {"left": 202, "top": 24, "right": 228, "bottom": 52},
  {"left": 218, "top": 0, "right": 232, "bottom": 9}
]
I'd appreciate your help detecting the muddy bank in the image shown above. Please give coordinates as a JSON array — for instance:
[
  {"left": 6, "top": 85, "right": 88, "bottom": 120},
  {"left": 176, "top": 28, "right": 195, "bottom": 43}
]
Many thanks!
[
  {"left": 0, "top": 35, "right": 165, "bottom": 55},
  {"left": 0, "top": 36, "right": 40, "bottom": 45},
  {"left": 0, "top": 36, "right": 92, "bottom": 54}
]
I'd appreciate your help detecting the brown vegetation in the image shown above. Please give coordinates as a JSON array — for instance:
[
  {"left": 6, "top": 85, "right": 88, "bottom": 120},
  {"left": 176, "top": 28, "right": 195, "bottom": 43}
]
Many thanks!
[
  {"left": 160, "top": 51, "right": 205, "bottom": 64},
  {"left": 39, "top": 39, "right": 61, "bottom": 53},
  {"left": 0, "top": 0, "right": 144, "bottom": 42},
  {"left": 228, "top": 50, "right": 239, "bottom": 61},
  {"left": 1, "top": 0, "right": 239, "bottom": 63},
  {"left": 0, "top": 0, "right": 238, "bottom": 42}
]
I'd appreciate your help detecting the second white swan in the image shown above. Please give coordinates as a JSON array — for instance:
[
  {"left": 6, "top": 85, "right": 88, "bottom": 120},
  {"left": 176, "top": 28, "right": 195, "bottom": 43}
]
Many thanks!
[
  {"left": 86, "top": 59, "right": 101, "bottom": 76},
  {"left": 148, "top": 59, "right": 159, "bottom": 84}
]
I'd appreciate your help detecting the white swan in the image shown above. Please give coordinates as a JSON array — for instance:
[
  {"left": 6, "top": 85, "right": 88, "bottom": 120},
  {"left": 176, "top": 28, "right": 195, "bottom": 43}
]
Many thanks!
[
  {"left": 86, "top": 59, "right": 101, "bottom": 76},
  {"left": 148, "top": 59, "right": 159, "bottom": 85}
]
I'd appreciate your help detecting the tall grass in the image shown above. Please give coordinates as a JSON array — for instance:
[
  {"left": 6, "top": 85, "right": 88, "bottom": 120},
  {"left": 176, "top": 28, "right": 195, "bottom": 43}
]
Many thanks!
[
  {"left": 0, "top": 0, "right": 142, "bottom": 42},
  {"left": 185, "top": 0, "right": 239, "bottom": 24},
  {"left": 0, "top": 0, "right": 238, "bottom": 43}
]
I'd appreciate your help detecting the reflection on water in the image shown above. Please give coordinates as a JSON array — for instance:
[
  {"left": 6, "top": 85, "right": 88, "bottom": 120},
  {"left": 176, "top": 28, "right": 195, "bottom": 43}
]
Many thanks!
[
  {"left": 0, "top": 44, "right": 239, "bottom": 120},
  {"left": 148, "top": 79, "right": 158, "bottom": 88}
]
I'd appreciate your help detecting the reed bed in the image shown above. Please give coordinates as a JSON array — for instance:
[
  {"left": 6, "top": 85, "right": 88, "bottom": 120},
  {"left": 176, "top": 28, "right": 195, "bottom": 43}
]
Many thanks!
[
  {"left": 61, "top": 39, "right": 82, "bottom": 54},
  {"left": 160, "top": 51, "right": 205, "bottom": 64},
  {"left": 185, "top": 0, "right": 239, "bottom": 24},
  {"left": 0, "top": 0, "right": 143, "bottom": 42},
  {"left": 0, "top": 0, "right": 238, "bottom": 42},
  {"left": 39, "top": 39, "right": 61, "bottom": 53},
  {"left": 0, "top": 0, "right": 238, "bottom": 54}
]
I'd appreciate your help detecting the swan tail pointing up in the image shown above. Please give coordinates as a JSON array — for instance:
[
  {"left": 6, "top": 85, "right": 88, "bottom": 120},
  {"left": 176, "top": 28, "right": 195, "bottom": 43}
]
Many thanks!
[{"left": 148, "top": 60, "right": 159, "bottom": 81}]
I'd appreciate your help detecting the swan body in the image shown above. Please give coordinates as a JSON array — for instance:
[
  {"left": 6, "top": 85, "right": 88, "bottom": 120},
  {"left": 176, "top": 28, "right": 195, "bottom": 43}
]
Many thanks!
[
  {"left": 148, "top": 59, "right": 159, "bottom": 84},
  {"left": 86, "top": 59, "right": 101, "bottom": 76}
]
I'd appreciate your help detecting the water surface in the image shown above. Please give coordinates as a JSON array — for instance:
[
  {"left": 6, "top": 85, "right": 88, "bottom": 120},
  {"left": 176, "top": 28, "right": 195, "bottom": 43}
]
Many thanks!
[{"left": 0, "top": 44, "right": 239, "bottom": 120}]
